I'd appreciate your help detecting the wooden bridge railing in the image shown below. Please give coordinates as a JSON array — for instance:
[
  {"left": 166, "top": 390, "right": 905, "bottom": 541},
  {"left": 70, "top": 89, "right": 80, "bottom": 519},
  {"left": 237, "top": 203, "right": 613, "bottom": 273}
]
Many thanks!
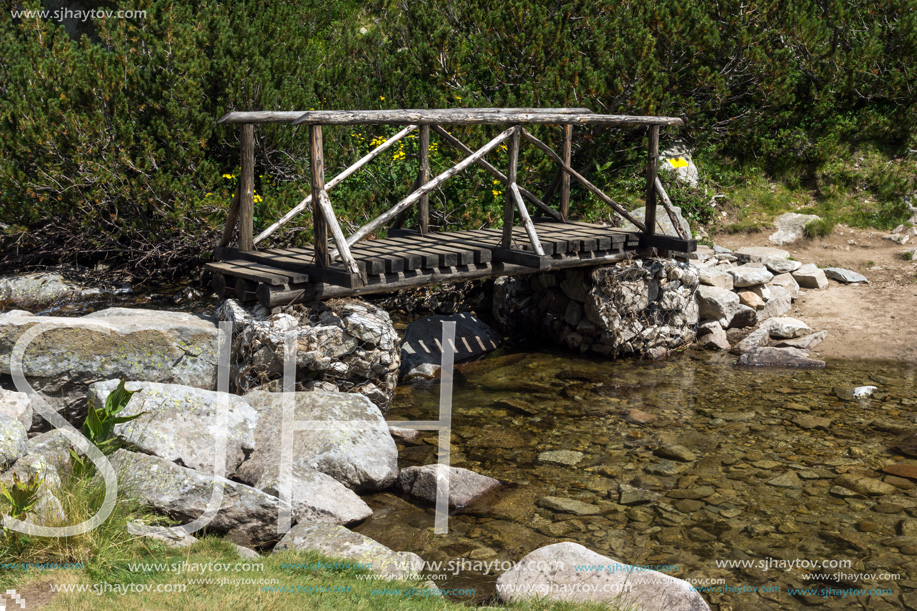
[{"left": 216, "top": 108, "right": 688, "bottom": 285}]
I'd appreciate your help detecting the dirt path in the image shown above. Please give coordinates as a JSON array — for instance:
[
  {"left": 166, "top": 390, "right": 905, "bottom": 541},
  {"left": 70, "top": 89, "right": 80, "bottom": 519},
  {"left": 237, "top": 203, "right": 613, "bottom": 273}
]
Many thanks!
[{"left": 713, "top": 227, "right": 917, "bottom": 363}]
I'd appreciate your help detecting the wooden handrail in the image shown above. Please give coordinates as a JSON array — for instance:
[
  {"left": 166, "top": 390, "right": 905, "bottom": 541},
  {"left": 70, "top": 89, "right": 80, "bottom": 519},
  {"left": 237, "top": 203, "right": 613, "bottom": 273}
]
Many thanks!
[
  {"left": 218, "top": 108, "right": 595, "bottom": 124},
  {"left": 289, "top": 110, "right": 683, "bottom": 127}
]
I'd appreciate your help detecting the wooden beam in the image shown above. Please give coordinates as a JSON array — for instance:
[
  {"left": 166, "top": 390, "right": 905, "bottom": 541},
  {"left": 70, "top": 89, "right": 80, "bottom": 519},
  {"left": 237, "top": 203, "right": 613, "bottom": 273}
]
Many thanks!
[
  {"left": 254, "top": 125, "right": 417, "bottom": 245},
  {"left": 638, "top": 233, "right": 697, "bottom": 253},
  {"left": 510, "top": 182, "right": 544, "bottom": 255},
  {"left": 502, "top": 127, "right": 520, "bottom": 249},
  {"left": 218, "top": 108, "right": 596, "bottom": 124},
  {"left": 430, "top": 125, "right": 564, "bottom": 222},
  {"left": 418, "top": 125, "right": 431, "bottom": 234},
  {"left": 309, "top": 125, "right": 328, "bottom": 266},
  {"left": 218, "top": 182, "right": 242, "bottom": 248},
  {"left": 239, "top": 124, "right": 255, "bottom": 252},
  {"left": 654, "top": 177, "right": 690, "bottom": 240},
  {"left": 644, "top": 125, "right": 659, "bottom": 236},
  {"left": 561, "top": 124, "right": 572, "bottom": 221},
  {"left": 520, "top": 128, "right": 647, "bottom": 232},
  {"left": 291, "top": 111, "right": 684, "bottom": 127},
  {"left": 316, "top": 189, "right": 363, "bottom": 281},
  {"left": 339, "top": 126, "right": 516, "bottom": 250}
]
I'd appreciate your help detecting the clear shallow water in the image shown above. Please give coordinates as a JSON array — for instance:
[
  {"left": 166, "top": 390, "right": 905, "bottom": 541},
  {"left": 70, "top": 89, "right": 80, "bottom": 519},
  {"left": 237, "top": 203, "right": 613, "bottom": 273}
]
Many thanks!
[{"left": 358, "top": 350, "right": 917, "bottom": 610}]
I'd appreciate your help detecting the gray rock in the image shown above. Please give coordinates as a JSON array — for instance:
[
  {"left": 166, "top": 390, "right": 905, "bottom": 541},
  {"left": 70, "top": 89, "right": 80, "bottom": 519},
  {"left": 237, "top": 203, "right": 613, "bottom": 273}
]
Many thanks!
[
  {"left": 254, "top": 465, "right": 373, "bottom": 526},
  {"left": 88, "top": 380, "right": 258, "bottom": 476},
  {"left": 0, "top": 413, "right": 28, "bottom": 468},
  {"left": 734, "top": 246, "right": 790, "bottom": 263},
  {"left": 767, "top": 471, "right": 803, "bottom": 488},
  {"left": 655, "top": 444, "right": 697, "bottom": 462},
  {"left": 698, "top": 267, "right": 734, "bottom": 290},
  {"left": 728, "top": 304, "right": 758, "bottom": 329},
  {"left": 537, "top": 496, "right": 601, "bottom": 516},
  {"left": 835, "top": 474, "right": 898, "bottom": 496},
  {"left": 738, "top": 347, "right": 826, "bottom": 368},
  {"left": 238, "top": 390, "right": 398, "bottom": 492},
  {"left": 770, "top": 273, "right": 800, "bottom": 299},
  {"left": 695, "top": 321, "right": 722, "bottom": 338},
  {"left": 110, "top": 449, "right": 290, "bottom": 548},
  {"left": 538, "top": 450, "right": 584, "bottom": 466},
  {"left": 400, "top": 313, "right": 501, "bottom": 380},
  {"left": 0, "top": 308, "right": 219, "bottom": 424},
  {"left": 764, "top": 257, "right": 802, "bottom": 274},
  {"left": 696, "top": 286, "right": 740, "bottom": 328},
  {"left": 128, "top": 521, "right": 198, "bottom": 548},
  {"left": 621, "top": 205, "right": 692, "bottom": 237},
  {"left": 0, "top": 389, "right": 33, "bottom": 430},
  {"left": 658, "top": 142, "right": 700, "bottom": 188},
  {"left": 824, "top": 267, "right": 869, "bottom": 284},
  {"left": 0, "top": 272, "right": 80, "bottom": 310},
  {"left": 775, "top": 330, "right": 828, "bottom": 350},
  {"left": 697, "top": 325, "right": 730, "bottom": 350},
  {"left": 218, "top": 299, "right": 400, "bottom": 412},
  {"left": 618, "top": 483, "right": 662, "bottom": 505},
  {"left": 792, "top": 264, "right": 829, "bottom": 290},
  {"left": 758, "top": 285, "right": 793, "bottom": 321},
  {"left": 397, "top": 465, "right": 501, "bottom": 509},
  {"left": 727, "top": 264, "right": 773, "bottom": 288},
  {"left": 767, "top": 317, "right": 814, "bottom": 339},
  {"left": 496, "top": 542, "right": 710, "bottom": 610},
  {"left": 770, "top": 213, "right": 822, "bottom": 245},
  {"left": 559, "top": 269, "right": 590, "bottom": 302},
  {"left": 26, "top": 429, "right": 73, "bottom": 475},
  {"left": 273, "top": 521, "right": 424, "bottom": 580}
]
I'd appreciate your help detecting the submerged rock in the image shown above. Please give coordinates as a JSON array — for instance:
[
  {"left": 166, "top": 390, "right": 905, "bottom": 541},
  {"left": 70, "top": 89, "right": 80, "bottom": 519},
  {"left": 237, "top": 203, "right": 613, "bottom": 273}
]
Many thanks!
[
  {"left": 738, "top": 347, "right": 826, "bottom": 368},
  {"left": 400, "top": 312, "right": 500, "bottom": 380},
  {"left": 397, "top": 465, "right": 501, "bottom": 509}
]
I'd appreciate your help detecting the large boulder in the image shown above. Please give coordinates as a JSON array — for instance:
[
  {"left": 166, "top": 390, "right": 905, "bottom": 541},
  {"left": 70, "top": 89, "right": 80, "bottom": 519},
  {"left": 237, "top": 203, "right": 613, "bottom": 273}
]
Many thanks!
[
  {"left": 792, "top": 264, "right": 829, "bottom": 290},
  {"left": 237, "top": 390, "right": 398, "bottom": 492},
  {"left": 400, "top": 313, "right": 501, "bottom": 380},
  {"left": 739, "top": 347, "right": 826, "bottom": 368},
  {"left": 273, "top": 521, "right": 424, "bottom": 580},
  {"left": 26, "top": 429, "right": 73, "bottom": 475},
  {"left": 396, "top": 465, "right": 501, "bottom": 510},
  {"left": 769, "top": 213, "right": 822, "bottom": 245},
  {"left": 0, "top": 308, "right": 219, "bottom": 425},
  {"left": 496, "top": 542, "right": 710, "bottom": 610},
  {"left": 658, "top": 142, "right": 699, "bottom": 188},
  {"left": 253, "top": 465, "right": 373, "bottom": 526},
  {"left": 726, "top": 264, "right": 773, "bottom": 288},
  {"left": 87, "top": 380, "right": 259, "bottom": 476},
  {"left": 0, "top": 272, "right": 81, "bottom": 310},
  {"left": 218, "top": 298, "right": 400, "bottom": 412},
  {"left": 109, "top": 449, "right": 290, "bottom": 548}
]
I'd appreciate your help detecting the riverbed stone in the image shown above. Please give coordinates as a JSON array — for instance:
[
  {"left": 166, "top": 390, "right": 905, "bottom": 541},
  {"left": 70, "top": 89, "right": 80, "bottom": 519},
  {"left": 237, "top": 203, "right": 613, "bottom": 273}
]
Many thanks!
[
  {"left": 792, "top": 264, "right": 829, "bottom": 290},
  {"left": 618, "top": 483, "right": 662, "bottom": 505},
  {"left": 699, "top": 268, "right": 734, "bottom": 290},
  {"left": 0, "top": 272, "right": 81, "bottom": 310},
  {"left": 538, "top": 450, "right": 585, "bottom": 466},
  {"left": 109, "top": 449, "right": 290, "bottom": 548},
  {"left": 882, "top": 464, "right": 917, "bottom": 481},
  {"left": 400, "top": 312, "right": 501, "bottom": 380},
  {"left": 0, "top": 413, "right": 28, "bottom": 469},
  {"left": 237, "top": 390, "right": 398, "bottom": 492},
  {"left": 538, "top": 496, "right": 601, "bottom": 516},
  {"left": 397, "top": 464, "right": 501, "bottom": 509},
  {"left": 496, "top": 542, "right": 710, "bottom": 610},
  {"left": 273, "top": 521, "right": 424, "bottom": 580},
  {"left": 0, "top": 308, "right": 219, "bottom": 425},
  {"left": 0, "top": 389, "right": 33, "bottom": 430},
  {"left": 696, "top": 285, "right": 739, "bottom": 328},
  {"left": 88, "top": 380, "right": 258, "bottom": 476},
  {"left": 254, "top": 464, "right": 373, "bottom": 526},
  {"left": 727, "top": 264, "right": 774, "bottom": 288},
  {"left": 655, "top": 444, "right": 697, "bottom": 462},
  {"left": 770, "top": 213, "right": 822, "bottom": 245},
  {"left": 767, "top": 317, "right": 813, "bottom": 339},
  {"left": 697, "top": 325, "right": 730, "bottom": 351},
  {"left": 824, "top": 267, "right": 869, "bottom": 284},
  {"left": 775, "top": 330, "right": 828, "bottom": 350},
  {"left": 835, "top": 474, "right": 898, "bottom": 496},
  {"left": 738, "top": 347, "right": 826, "bottom": 368}
]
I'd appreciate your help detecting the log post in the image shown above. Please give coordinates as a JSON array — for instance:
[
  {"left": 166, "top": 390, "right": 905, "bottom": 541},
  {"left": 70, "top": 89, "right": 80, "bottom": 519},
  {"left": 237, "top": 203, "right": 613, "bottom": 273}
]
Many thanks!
[
  {"left": 239, "top": 124, "right": 255, "bottom": 252},
  {"left": 561, "top": 124, "right": 572, "bottom": 221},
  {"left": 644, "top": 125, "right": 659, "bottom": 237},
  {"left": 502, "top": 126, "right": 520, "bottom": 249},
  {"left": 418, "top": 125, "right": 431, "bottom": 234},
  {"left": 310, "top": 125, "right": 329, "bottom": 266},
  {"left": 219, "top": 182, "right": 242, "bottom": 248}
]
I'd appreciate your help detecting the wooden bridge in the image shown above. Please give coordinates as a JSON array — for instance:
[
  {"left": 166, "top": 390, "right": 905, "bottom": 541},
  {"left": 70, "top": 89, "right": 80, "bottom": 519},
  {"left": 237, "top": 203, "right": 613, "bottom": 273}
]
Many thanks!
[{"left": 208, "top": 108, "right": 696, "bottom": 307}]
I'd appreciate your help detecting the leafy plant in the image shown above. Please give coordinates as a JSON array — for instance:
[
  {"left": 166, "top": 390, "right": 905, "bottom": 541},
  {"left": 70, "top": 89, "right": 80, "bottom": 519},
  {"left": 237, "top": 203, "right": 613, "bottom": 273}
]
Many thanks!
[
  {"left": 804, "top": 218, "right": 836, "bottom": 239},
  {"left": 0, "top": 474, "right": 43, "bottom": 522},
  {"left": 70, "top": 381, "right": 143, "bottom": 477}
]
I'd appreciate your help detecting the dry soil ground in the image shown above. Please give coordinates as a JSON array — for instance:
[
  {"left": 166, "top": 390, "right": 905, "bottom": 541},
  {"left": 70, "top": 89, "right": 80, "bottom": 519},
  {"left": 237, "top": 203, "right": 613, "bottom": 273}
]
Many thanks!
[{"left": 714, "top": 227, "right": 917, "bottom": 363}]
